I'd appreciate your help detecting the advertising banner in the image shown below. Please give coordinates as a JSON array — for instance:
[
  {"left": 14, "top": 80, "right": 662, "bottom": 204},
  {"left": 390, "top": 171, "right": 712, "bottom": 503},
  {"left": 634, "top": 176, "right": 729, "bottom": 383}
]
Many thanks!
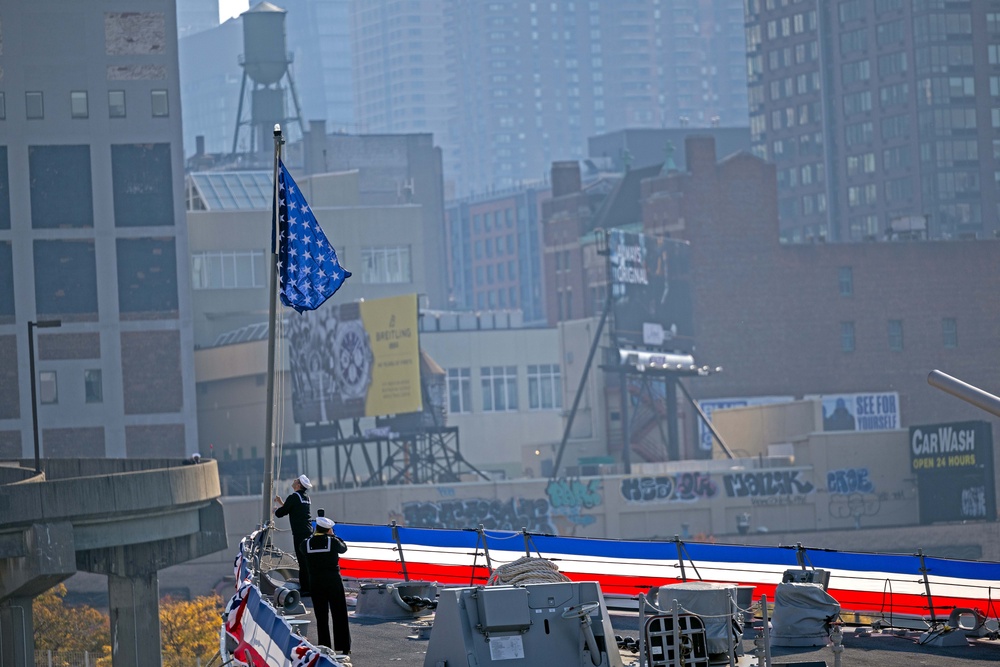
[
  {"left": 288, "top": 293, "right": 422, "bottom": 422},
  {"left": 819, "top": 392, "right": 899, "bottom": 432},
  {"left": 607, "top": 229, "right": 694, "bottom": 354},
  {"left": 909, "top": 421, "right": 996, "bottom": 523}
]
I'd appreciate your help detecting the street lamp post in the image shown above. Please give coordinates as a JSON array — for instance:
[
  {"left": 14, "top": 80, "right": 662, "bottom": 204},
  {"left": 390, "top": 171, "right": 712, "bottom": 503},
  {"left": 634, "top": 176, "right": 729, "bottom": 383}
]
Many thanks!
[{"left": 28, "top": 319, "right": 61, "bottom": 473}]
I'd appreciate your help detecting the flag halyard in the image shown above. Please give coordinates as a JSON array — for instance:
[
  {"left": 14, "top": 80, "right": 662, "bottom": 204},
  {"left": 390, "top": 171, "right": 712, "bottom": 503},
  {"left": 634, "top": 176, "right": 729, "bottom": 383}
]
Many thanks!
[{"left": 274, "top": 160, "right": 351, "bottom": 313}]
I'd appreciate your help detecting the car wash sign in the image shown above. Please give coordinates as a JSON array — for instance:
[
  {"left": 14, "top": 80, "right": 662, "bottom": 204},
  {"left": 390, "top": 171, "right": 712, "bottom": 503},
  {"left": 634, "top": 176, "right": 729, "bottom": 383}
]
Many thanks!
[{"left": 909, "top": 421, "right": 995, "bottom": 523}]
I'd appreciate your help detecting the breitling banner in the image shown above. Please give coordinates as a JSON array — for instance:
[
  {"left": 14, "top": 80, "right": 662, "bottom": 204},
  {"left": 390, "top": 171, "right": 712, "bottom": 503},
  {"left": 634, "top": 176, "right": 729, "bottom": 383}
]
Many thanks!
[{"left": 287, "top": 294, "right": 423, "bottom": 422}]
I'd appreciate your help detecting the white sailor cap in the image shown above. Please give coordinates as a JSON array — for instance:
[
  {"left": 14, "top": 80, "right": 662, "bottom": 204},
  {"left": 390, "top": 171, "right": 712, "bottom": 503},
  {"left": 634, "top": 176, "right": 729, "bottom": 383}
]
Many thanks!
[
  {"left": 297, "top": 474, "right": 313, "bottom": 489},
  {"left": 316, "top": 516, "right": 335, "bottom": 529}
]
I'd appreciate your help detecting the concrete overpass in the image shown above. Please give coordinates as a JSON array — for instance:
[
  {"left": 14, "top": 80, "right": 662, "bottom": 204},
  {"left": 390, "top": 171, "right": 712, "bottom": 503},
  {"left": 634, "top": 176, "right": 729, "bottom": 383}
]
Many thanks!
[{"left": 0, "top": 459, "right": 228, "bottom": 667}]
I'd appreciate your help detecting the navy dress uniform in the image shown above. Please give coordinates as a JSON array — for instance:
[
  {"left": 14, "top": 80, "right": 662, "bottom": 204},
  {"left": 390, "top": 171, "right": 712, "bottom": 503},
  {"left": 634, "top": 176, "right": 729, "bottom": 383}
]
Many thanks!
[
  {"left": 274, "top": 474, "right": 313, "bottom": 593},
  {"left": 303, "top": 516, "right": 351, "bottom": 654}
]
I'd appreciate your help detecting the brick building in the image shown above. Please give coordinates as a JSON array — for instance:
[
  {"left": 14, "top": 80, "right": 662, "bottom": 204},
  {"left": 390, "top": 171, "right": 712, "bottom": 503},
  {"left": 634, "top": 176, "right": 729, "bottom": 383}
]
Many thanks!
[
  {"left": 0, "top": 2, "right": 199, "bottom": 460},
  {"left": 541, "top": 136, "right": 1000, "bottom": 456}
]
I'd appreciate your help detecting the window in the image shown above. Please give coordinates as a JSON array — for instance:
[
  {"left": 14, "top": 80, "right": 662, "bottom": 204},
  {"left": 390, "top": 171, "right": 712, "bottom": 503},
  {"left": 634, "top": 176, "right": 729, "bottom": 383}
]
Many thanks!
[
  {"left": 942, "top": 318, "right": 957, "bottom": 348},
  {"left": 111, "top": 143, "right": 174, "bottom": 227},
  {"left": 85, "top": 369, "right": 103, "bottom": 403},
  {"left": 117, "top": 238, "right": 179, "bottom": 314},
  {"left": 191, "top": 250, "right": 266, "bottom": 289},
  {"left": 528, "top": 364, "right": 562, "bottom": 410},
  {"left": 845, "top": 121, "right": 873, "bottom": 146},
  {"left": 847, "top": 152, "right": 876, "bottom": 176},
  {"left": 447, "top": 368, "right": 472, "bottom": 413},
  {"left": 362, "top": 246, "right": 411, "bottom": 284},
  {"left": 839, "top": 267, "right": 853, "bottom": 296},
  {"left": 151, "top": 89, "right": 169, "bottom": 117},
  {"left": 39, "top": 371, "right": 58, "bottom": 404},
  {"left": 26, "top": 91, "right": 44, "bottom": 119},
  {"left": 0, "top": 92, "right": 6, "bottom": 120},
  {"left": 481, "top": 366, "right": 518, "bottom": 412},
  {"left": 33, "top": 240, "right": 98, "bottom": 317},
  {"left": 841, "top": 59, "right": 870, "bottom": 84},
  {"left": 877, "top": 52, "right": 907, "bottom": 78},
  {"left": 876, "top": 20, "right": 904, "bottom": 46},
  {"left": 888, "top": 319, "right": 903, "bottom": 351},
  {"left": 840, "top": 28, "right": 867, "bottom": 55},
  {"left": 70, "top": 91, "right": 88, "bottom": 118},
  {"left": 843, "top": 91, "right": 871, "bottom": 115},
  {"left": 109, "top": 90, "right": 126, "bottom": 118},
  {"left": 841, "top": 322, "right": 855, "bottom": 352}
]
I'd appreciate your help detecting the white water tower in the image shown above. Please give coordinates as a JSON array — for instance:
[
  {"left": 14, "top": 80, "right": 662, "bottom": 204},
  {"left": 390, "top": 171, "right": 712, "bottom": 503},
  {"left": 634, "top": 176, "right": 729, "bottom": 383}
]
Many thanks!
[{"left": 232, "top": 2, "right": 305, "bottom": 154}]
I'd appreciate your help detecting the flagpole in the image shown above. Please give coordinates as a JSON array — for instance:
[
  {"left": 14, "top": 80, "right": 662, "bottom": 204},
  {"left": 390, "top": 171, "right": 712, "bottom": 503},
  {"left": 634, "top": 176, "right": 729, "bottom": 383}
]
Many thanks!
[{"left": 262, "top": 124, "right": 283, "bottom": 529}]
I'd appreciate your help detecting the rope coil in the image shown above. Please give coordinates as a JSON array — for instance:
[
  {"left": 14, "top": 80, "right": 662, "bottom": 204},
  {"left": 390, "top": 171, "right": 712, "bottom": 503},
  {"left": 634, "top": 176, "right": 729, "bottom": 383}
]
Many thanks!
[{"left": 487, "top": 556, "right": 571, "bottom": 586}]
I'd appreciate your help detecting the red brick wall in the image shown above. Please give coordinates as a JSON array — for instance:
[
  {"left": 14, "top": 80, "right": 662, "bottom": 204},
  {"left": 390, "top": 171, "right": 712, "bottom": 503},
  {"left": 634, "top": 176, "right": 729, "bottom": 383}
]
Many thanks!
[
  {"left": 121, "top": 330, "right": 183, "bottom": 414},
  {"left": 125, "top": 424, "right": 185, "bottom": 458},
  {"left": 0, "top": 335, "right": 18, "bottom": 419},
  {"left": 0, "top": 430, "right": 22, "bottom": 458},
  {"left": 38, "top": 332, "right": 100, "bottom": 360},
  {"left": 43, "top": 426, "right": 105, "bottom": 457}
]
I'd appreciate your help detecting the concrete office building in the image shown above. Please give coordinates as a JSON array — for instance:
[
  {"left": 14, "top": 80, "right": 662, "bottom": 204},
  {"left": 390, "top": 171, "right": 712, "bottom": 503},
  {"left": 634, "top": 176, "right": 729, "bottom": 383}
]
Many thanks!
[
  {"left": 744, "top": 0, "right": 1000, "bottom": 242},
  {"left": 351, "top": 0, "right": 749, "bottom": 196},
  {"left": 0, "top": 1, "right": 199, "bottom": 459}
]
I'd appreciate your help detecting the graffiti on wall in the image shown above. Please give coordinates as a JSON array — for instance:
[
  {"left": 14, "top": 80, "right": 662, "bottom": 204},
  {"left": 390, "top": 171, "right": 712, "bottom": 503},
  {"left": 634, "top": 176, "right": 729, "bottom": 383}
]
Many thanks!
[
  {"left": 620, "top": 472, "right": 718, "bottom": 504},
  {"left": 546, "top": 478, "right": 603, "bottom": 528},
  {"left": 826, "top": 468, "right": 874, "bottom": 495},
  {"left": 723, "top": 470, "right": 814, "bottom": 506},
  {"left": 961, "top": 486, "right": 988, "bottom": 518},
  {"left": 401, "top": 497, "right": 556, "bottom": 533}
]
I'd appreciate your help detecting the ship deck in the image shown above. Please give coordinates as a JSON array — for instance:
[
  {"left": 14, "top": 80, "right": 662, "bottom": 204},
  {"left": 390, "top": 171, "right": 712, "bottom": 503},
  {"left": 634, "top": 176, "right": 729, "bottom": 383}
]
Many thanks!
[{"left": 292, "top": 597, "right": 1000, "bottom": 667}]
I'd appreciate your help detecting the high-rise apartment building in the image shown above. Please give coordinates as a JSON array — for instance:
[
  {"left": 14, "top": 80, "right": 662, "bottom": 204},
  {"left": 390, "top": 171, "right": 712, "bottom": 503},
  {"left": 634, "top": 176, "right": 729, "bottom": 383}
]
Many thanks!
[
  {"left": 352, "top": 0, "right": 749, "bottom": 196},
  {"left": 745, "top": 0, "right": 1000, "bottom": 242},
  {"left": 0, "top": 1, "right": 199, "bottom": 459}
]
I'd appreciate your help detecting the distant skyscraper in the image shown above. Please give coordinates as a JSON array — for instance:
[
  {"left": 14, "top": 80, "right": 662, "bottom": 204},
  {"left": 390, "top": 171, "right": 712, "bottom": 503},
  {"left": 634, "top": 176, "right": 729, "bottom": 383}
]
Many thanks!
[
  {"left": 177, "top": 0, "right": 220, "bottom": 38},
  {"left": 351, "top": 0, "right": 749, "bottom": 196},
  {"left": 745, "top": 0, "right": 1000, "bottom": 242}
]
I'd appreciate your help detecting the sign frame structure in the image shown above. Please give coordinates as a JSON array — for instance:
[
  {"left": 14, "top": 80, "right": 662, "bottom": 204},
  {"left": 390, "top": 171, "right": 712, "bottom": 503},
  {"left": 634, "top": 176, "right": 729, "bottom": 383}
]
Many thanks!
[
  {"left": 287, "top": 293, "right": 423, "bottom": 423},
  {"left": 909, "top": 420, "right": 996, "bottom": 524},
  {"left": 606, "top": 229, "right": 694, "bottom": 355}
]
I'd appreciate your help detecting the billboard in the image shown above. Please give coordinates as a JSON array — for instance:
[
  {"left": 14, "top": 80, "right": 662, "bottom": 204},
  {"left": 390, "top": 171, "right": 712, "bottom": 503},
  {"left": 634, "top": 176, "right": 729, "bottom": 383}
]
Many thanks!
[
  {"left": 287, "top": 294, "right": 423, "bottom": 422},
  {"left": 607, "top": 229, "right": 694, "bottom": 354},
  {"left": 819, "top": 392, "right": 899, "bottom": 432},
  {"left": 909, "top": 421, "right": 996, "bottom": 523}
]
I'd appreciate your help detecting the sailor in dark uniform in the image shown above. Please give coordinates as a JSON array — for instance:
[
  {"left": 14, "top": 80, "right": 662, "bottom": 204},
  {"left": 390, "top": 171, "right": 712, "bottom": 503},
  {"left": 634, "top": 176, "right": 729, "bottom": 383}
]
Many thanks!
[
  {"left": 273, "top": 474, "right": 313, "bottom": 594},
  {"left": 303, "top": 516, "right": 351, "bottom": 655}
]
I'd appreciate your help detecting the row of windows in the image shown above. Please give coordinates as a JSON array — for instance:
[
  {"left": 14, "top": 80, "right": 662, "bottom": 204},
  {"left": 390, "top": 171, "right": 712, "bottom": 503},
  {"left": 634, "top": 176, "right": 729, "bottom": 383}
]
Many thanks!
[
  {"left": 361, "top": 246, "right": 411, "bottom": 284},
  {"left": 475, "top": 260, "right": 518, "bottom": 286},
  {"left": 839, "top": 318, "right": 957, "bottom": 352},
  {"left": 474, "top": 234, "right": 516, "bottom": 259},
  {"left": 0, "top": 90, "right": 168, "bottom": 121},
  {"left": 192, "top": 251, "right": 267, "bottom": 290},
  {"left": 475, "top": 286, "right": 519, "bottom": 310},
  {"left": 20, "top": 144, "right": 175, "bottom": 229},
  {"left": 473, "top": 210, "right": 514, "bottom": 233},
  {"left": 447, "top": 364, "right": 562, "bottom": 414},
  {"left": 37, "top": 369, "right": 103, "bottom": 405}
]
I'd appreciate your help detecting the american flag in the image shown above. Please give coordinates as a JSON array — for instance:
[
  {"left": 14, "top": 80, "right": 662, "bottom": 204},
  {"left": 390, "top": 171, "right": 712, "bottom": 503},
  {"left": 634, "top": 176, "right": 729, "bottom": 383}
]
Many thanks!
[{"left": 274, "top": 160, "right": 350, "bottom": 312}]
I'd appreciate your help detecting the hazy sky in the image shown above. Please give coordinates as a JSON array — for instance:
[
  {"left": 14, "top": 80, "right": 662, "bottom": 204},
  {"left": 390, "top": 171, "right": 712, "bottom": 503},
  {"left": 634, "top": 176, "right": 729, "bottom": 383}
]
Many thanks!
[{"left": 219, "top": 0, "right": 249, "bottom": 22}]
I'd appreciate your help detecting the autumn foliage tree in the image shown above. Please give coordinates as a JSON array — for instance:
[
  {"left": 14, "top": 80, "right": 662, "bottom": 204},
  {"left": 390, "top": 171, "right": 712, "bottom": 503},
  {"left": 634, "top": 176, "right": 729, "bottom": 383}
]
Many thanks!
[
  {"left": 34, "top": 585, "right": 222, "bottom": 667},
  {"left": 160, "top": 594, "right": 223, "bottom": 667},
  {"left": 33, "top": 584, "right": 111, "bottom": 666}
]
